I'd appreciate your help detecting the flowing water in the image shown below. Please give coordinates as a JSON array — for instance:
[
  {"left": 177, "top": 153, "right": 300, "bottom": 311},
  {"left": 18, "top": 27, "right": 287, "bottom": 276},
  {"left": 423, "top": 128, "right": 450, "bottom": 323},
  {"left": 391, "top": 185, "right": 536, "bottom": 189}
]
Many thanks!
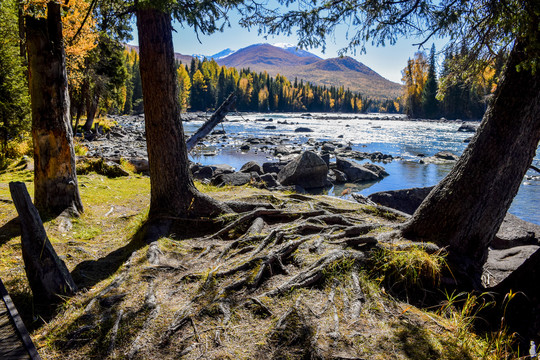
[{"left": 184, "top": 113, "right": 540, "bottom": 225}]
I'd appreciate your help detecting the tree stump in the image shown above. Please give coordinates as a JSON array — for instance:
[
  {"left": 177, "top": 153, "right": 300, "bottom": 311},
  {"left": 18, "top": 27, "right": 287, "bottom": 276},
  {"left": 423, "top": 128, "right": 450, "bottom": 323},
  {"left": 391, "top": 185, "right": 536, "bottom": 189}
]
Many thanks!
[{"left": 9, "top": 182, "right": 77, "bottom": 302}]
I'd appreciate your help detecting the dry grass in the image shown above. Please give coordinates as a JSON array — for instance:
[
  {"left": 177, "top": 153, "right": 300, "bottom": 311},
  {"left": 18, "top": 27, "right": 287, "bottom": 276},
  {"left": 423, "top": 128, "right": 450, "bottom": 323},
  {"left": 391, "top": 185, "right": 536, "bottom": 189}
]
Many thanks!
[{"left": 0, "top": 166, "right": 517, "bottom": 359}]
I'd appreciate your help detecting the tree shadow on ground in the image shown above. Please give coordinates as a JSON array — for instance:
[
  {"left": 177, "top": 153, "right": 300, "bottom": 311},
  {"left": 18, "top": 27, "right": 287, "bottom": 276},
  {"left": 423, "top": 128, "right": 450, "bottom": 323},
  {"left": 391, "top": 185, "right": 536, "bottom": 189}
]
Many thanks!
[
  {"left": 70, "top": 217, "right": 222, "bottom": 290},
  {"left": 0, "top": 217, "right": 20, "bottom": 247},
  {"left": 395, "top": 322, "right": 474, "bottom": 360}
]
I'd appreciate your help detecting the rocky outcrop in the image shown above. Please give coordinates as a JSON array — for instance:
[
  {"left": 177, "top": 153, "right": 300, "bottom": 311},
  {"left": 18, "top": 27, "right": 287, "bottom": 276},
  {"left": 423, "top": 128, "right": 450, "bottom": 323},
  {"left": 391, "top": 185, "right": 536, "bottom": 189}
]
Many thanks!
[
  {"left": 211, "top": 172, "right": 254, "bottom": 187},
  {"left": 483, "top": 245, "right": 540, "bottom": 287},
  {"left": 368, "top": 187, "right": 434, "bottom": 215},
  {"left": 421, "top": 151, "right": 460, "bottom": 164},
  {"left": 457, "top": 124, "right": 477, "bottom": 132},
  {"left": 263, "top": 162, "right": 286, "bottom": 174},
  {"left": 294, "top": 127, "right": 313, "bottom": 133},
  {"left": 277, "top": 151, "right": 329, "bottom": 189},
  {"left": 367, "top": 186, "right": 540, "bottom": 250},
  {"left": 335, "top": 157, "right": 388, "bottom": 182},
  {"left": 240, "top": 161, "right": 263, "bottom": 175},
  {"left": 492, "top": 214, "right": 540, "bottom": 249}
]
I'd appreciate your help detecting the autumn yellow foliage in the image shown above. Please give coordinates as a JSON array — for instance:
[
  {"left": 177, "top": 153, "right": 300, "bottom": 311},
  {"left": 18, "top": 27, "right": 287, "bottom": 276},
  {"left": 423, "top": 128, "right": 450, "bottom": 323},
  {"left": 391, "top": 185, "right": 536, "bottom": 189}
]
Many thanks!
[{"left": 23, "top": 0, "right": 98, "bottom": 89}]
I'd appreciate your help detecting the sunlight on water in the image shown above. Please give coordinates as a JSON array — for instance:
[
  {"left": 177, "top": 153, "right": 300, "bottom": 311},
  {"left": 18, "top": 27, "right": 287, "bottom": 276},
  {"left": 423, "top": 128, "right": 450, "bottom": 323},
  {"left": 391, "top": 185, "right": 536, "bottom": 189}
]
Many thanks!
[{"left": 185, "top": 113, "right": 539, "bottom": 225}]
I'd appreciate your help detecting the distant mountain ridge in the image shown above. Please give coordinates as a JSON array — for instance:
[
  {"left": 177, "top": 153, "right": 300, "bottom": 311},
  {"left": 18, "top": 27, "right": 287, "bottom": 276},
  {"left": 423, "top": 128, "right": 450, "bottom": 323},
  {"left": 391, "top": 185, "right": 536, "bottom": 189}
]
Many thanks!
[
  {"left": 125, "top": 43, "right": 402, "bottom": 99},
  {"left": 215, "top": 44, "right": 401, "bottom": 98}
]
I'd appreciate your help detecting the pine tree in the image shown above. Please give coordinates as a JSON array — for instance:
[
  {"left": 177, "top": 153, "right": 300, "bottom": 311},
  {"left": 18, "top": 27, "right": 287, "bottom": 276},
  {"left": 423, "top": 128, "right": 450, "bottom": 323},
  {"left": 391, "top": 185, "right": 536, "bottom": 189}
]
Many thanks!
[{"left": 421, "top": 44, "right": 439, "bottom": 118}]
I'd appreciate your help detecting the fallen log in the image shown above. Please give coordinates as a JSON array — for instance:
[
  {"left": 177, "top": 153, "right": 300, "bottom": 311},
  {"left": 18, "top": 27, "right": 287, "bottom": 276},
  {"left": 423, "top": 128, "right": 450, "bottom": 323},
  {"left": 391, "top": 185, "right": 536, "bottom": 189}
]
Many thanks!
[
  {"left": 9, "top": 181, "right": 77, "bottom": 301},
  {"left": 186, "top": 93, "right": 236, "bottom": 152}
]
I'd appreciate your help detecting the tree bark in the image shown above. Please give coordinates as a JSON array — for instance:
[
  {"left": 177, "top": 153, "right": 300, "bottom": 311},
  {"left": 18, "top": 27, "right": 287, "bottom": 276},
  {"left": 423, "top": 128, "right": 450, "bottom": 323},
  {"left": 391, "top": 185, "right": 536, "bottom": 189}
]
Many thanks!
[
  {"left": 83, "top": 92, "right": 99, "bottom": 133},
  {"left": 135, "top": 7, "right": 230, "bottom": 219},
  {"left": 401, "top": 40, "right": 540, "bottom": 286},
  {"left": 9, "top": 182, "right": 77, "bottom": 302},
  {"left": 25, "top": 2, "right": 83, "bottom": 216}
]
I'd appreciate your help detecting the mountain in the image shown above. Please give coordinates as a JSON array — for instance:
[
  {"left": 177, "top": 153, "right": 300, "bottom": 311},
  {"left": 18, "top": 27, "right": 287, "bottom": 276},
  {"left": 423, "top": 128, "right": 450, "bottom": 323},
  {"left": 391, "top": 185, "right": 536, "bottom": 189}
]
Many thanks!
[
  {"left": 217, "top": 43, "right": 320, "bottom": 70},
  {"left": 216, "top": 43, "right": 402, "bottom": 99},
  {"left": 210, "top": 48, "right": 236, "bottom": 59},
  {"left": 272, "top": 43, "right": 322, "bottom": 59}
]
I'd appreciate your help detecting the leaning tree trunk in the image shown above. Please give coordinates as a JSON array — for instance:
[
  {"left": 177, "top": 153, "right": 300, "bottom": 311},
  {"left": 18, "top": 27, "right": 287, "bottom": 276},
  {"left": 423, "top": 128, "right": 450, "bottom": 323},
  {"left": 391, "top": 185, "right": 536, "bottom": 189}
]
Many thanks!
[
  {"left": 9, "top": 182, "right": 77, "bottom": 302},
  {"left": 136, "top": 7, "right": 229, "bottom": 219},
  {"left": 26, "top": 2, "right": 83, "bottom": 216},
  {"left": 401, "top": 40, "right": 540, "bottom": 287}
]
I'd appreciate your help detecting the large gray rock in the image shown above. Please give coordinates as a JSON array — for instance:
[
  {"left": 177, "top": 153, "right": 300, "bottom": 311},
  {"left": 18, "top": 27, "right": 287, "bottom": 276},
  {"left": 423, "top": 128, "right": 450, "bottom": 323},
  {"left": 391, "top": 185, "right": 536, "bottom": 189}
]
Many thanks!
[
  {"left": 492, "top": 213, "right": 540, "bottom": 249},
  {"left": 335, "top": 157, "right": 387, "bottom": 182},
  {"left": 277, "top": 151, "right": 329, "bottom": 189},
  {"left": 212, "top": 164, "right": 235, "bottom": 176},
  {"left": 210, "top": 172, "right": 253, "bottom": 187},
  {"left": 483, "top": 245, "right": 540, "bottom": 287},
  {"left": 363, "top": 163, "right": 389, "bottom": 177},
  {"left": 368, "top": 187, "right": 434, "bottom": 215},
  {"left": 192, "top": 165, "right": 214, "bottom": 180},
  {"left": 367, "top": 186, "right": 540, "bottom": 250},
  {"left": 262, "top": 162, "right": 286, "bottom": 174},
  {"left": 260, "top": 173, "right": 280, "bottom": 188},
  {"left": 240, "top": 161, "right": 263, "bottom": 175}
]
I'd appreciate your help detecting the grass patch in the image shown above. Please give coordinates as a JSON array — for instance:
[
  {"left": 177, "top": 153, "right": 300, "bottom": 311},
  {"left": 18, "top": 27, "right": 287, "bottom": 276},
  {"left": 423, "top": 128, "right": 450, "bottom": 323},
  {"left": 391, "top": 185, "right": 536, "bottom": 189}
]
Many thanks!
[{"left": 368, "top": 245, "right": 445, "bottom": 302}]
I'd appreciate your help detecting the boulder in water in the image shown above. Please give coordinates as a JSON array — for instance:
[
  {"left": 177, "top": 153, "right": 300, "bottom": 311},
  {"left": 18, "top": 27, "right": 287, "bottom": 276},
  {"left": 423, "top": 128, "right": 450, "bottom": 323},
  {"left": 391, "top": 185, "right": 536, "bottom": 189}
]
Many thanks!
[
  {"left": 240, "top": 161, "right": 263, "bottom": 175},
  {"left": 335, "top": 157, "right": 386, "bottom": 182},
  {"left": 277, "top": 151, "right": 329, "bottom": 189}
]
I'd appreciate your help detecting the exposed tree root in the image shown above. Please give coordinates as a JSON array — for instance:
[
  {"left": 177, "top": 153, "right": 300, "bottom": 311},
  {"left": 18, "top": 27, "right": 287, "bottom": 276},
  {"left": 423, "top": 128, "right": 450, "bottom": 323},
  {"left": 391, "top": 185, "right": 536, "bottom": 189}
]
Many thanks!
[
  {"left": 215, "top": 237, "right": 308, "bottom": 282},
  {"left": 251, "top": 230, "right": 284, "bottom": 256},
  {"left": 263, "top": 250, "right": 366, "bottom": 297},
  {"left": 244, "top": 216, "right": 266, "bottom": 237},
  {"left": 329, "top": 224, "right": 377, "bottom": 240},
  {"left": 223, "top": 201, "right": 276, "bottom": 213},
  {"left": 349, "top": 270, "right": 365, "bottom": 320},
  {"left": 218, "top": 234, "right": 266, "bottom": 260},
  {"left": 107, "top": 309, "right": 123, "bottom": 354},
  {"left": 329, "top": 236, "right": 378, "bottom": 248},
  {"left": 67, "top": 192, "right": 411, "bottom": 358},
  {"left": 209, "top": 208, "right": 283, "bottom": 239}
]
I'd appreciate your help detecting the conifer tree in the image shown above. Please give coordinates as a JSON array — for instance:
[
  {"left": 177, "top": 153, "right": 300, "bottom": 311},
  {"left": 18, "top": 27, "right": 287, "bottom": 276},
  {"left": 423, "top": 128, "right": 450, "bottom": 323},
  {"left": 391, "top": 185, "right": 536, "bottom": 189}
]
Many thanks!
[{"left": 421, "top": 44, "right": 439, "bottom": 118}]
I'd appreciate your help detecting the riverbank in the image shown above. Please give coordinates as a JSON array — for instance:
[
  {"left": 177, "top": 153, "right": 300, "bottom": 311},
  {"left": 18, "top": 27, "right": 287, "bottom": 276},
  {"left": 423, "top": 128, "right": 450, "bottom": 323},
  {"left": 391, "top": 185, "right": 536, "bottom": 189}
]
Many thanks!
[{"left": 0, "top": 169, "right": 518, "bottom": 359}]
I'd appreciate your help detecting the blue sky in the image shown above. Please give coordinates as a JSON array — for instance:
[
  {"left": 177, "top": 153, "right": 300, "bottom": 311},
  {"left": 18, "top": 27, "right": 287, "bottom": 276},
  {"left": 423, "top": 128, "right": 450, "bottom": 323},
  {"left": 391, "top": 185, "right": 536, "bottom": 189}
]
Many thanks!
[{"left": 129, "top": 8, "right": 447, "bottom": 84}]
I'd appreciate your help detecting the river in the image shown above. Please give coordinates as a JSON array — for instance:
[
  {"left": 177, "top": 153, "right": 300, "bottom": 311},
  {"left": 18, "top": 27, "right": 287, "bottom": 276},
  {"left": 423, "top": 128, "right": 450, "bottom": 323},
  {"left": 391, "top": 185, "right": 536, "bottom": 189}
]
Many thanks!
[{"left": 183, "top": 113, "right": 540, "bottom": 225}]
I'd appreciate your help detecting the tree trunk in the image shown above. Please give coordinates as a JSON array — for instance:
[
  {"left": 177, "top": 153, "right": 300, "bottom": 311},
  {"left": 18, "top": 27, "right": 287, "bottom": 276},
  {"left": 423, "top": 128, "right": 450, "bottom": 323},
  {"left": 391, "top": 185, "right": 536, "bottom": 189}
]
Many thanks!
[
  {"left": 83, "top": 92, "right": 99, "bottom": 133},
  {"left": 135, "top": 7, "right": 230, "bottom": 219},
  {"left": 9, "top": 182, "right": 77, "bottom": 302},
  {"left": 401, "top": 40, "right": 540, "bottom": 286},
  {"left": 25, "top": 2, "right": 83, "bottom": 216}
]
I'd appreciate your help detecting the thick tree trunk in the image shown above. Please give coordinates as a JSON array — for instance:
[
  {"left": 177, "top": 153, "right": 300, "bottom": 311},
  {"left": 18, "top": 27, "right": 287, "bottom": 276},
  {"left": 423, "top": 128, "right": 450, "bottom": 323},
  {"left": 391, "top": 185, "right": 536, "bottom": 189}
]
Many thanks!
[
  {"left": 26, "top": 2, "right": 83, "bottom": 216},
  {"left": 9, "top": 182, "right": 77, "bottom": 302},
  {"left": 136, "top": 7, "right": 230, "bottom": 219},
  {"left": 401, "top": 41, "right": 540, "bottom": 286}
]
